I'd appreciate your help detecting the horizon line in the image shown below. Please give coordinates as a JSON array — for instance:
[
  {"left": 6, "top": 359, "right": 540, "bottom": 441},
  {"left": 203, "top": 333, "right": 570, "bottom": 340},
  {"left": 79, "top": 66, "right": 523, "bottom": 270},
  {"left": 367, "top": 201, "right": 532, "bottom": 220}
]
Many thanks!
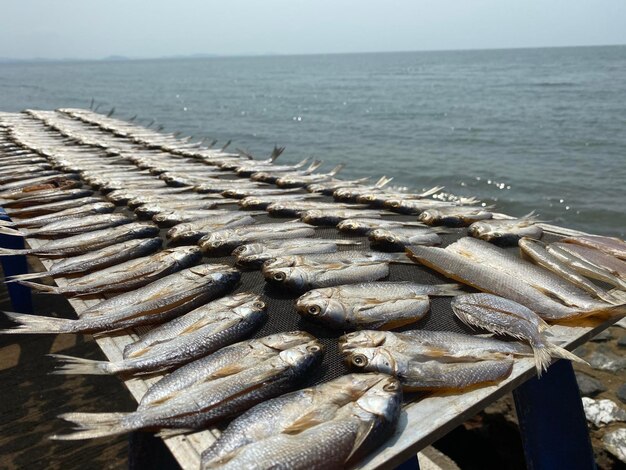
[{"left": 1, "top": 43, "right": 624, "bottom": 64}]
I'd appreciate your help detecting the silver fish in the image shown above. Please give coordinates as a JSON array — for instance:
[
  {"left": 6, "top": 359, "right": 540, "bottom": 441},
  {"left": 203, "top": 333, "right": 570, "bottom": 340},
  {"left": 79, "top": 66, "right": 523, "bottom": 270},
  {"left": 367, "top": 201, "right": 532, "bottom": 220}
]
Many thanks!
[
  {"left": 152, "top": 209, "right": 236, "bottom": 227},
  {"left": 469, "top": 216, "right": 542, "bottom": 245},
  {"left": 345, "top": 347, "right": 513, "bottom": 391},
  {"left": 306, "top": 177, "right": 371, "bottom": 195},
  {"left": 251, "top": 161, "right": 324, "bottom": 184},
  {"left": 19, "top": 246, "right": 202, "bottom": 296},
  {"left": 6, "top": 202, "right": 115, "bottom": 228},
  {"left": 0, "top": 213, "right": 134, "bottom": 238},
  {"left": 0, "top": 169, "right": 59, "bottom": 185},
  {"left": 337, "top": 217, "right": 426, "bottom": 235},
  {"left": 339, "top": 330, "right": 533, "bottom": 362},
  {"left": 0, "top": 184, "right": 87, "bottom": 206},
  {"left": 205, "top": 374, "right": 402, "bottom": 470},
  {"left": 418, "top": 206, "right": 493, "bottom": 226},
  {"left": 300, "top": 208, "right": 390, "bottom": 226},
  {"left": 0, "top": 173, "right": 80, "bottom": 192},
  {"left": 200, "top": 373, "right": 391, "bottom": 467},
  {"left": 166, "top": 213, "right": 261, "bottom": 244},
  {"left": 355, "top": 187, "right": 443, "bottom": 206},
  {"left": 239, "top": 193, "right": 321, "bottom": 210},
  {"left": 562, "top": 235, "right": 626, "bottom": 260},
  {"left": 547, "top": 242, "right": 626, "bottom": 290},
  {"left": 50, "top": 293, "right": 267, "bottom": 375},
  {"left": 265, "top": 200, "right": 365, "bottom": 217},
  {"left": 275, "top": 164, "right": 344, "bottom": 188},
  {"left": 199, "top": 222, "right": 316, "bottom": 255},
  {"left": 369, "top": 226, "right": 444, "bottom": 250},
  {"left": 139, "top": 331, "right": 316, "bottom": 407},
  {"left": 262, "top": 250, "right": 410, "bottom": 270},
  {"left": 451, "top": 293, "right": 587, "bottom": 374},
  {"left": 520, "top": 238, "right": 618, "bottom": 304},
  {"left": 297, "top": 282, "right": 461, "bottom": 329},
  {"left": 2, "top": 264, "right": 240, "bottom": 334},
  {"left": 135, "top": 199, "right": 236, "bottom": 219},
  {"left": 52, "top": 341, "right": 324, "bottom": 439},
  {"left": 233, "top": 238, "right": 360, "bottom": 268},
  {"left": 222, "top": 187, "right": 304, "bottom": 199},
  {"left": 407, "top": 238, "right": 624, "bottom": 321},
  {"left": 3, "top": 196, "right": 105, "bottom": 218},
  {"left": 6, "top": 238, "right": 163, "bottom": 282},
  {"left": 385, "top": 197, "right": 479, "bottom": 215}
]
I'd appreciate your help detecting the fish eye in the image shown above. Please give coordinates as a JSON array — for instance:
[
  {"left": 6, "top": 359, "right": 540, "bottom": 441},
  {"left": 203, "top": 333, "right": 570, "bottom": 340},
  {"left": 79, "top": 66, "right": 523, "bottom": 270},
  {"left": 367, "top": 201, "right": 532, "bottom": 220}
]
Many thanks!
[
  {"left": 253, "top": 301, "right": 266, "bottom": 309},
  {"left": 307, "top": 305, "right": 322, "bottom": 316},
  {"left": 273, "top": 272, "right": 286, "bottom": 282},
  {"left": 385, "top": 236, "right": 396, "bottom": 243},
  {"left": 307, "top": 344, "right": 321, "bottom": 353},
  {"left": 383, "top": 381, "right": 400, "bottom": 392},
  {"left": 232, "top": 246, "right": 246, "bottom": 255},
  {"left": 351, "top": 354, "right": 368, "bottom": 367},
  {"left": 390, "top": 201, "right": 400, "bottom": 208}
]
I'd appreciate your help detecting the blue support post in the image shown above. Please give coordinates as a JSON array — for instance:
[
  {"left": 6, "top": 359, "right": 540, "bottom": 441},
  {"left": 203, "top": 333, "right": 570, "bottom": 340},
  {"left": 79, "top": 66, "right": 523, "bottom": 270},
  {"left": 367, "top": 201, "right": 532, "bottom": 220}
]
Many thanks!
[
  {"left": 513, "top": 359, "right": 596, "bottom": 470},
  {"left": 395, "top": 454, "right": 420, "bottom": 470},
  {"left": 0, "top": 207, "right": 33, "bottom": 313}
]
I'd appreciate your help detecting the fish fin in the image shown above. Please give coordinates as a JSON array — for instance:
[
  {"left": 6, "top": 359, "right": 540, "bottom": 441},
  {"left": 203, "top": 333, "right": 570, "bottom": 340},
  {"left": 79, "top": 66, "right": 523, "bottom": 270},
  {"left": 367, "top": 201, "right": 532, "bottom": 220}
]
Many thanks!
[
  {"left": 208, "top": 363, "right": 247, "bottom": 379},
  {"left": 282, "top": 407, "right": 339, "bottom": 434},
  {"left": 0, "top": 247, "right": 31, "bottom": 256},
  {"left": 0, "top": 311, "right": 74, "bottom": 334},
  {"left": 378, "top": 252, "right": 414, "bottom": 265},
  {"left": 0, "top": 225, "right": 24, "bottom": 237},
  {"left": 345, "top": 418, "right": 377, "bottom": 464},
  {"left": 545, "top": 343, "right": 588, "bottom": 366},
  {"left": 48, "top": 354, "right": 113, "bottom": 375},
  {"left": 51, "top": 412, "right": 131, "bottom": 440},
  {"left": 15, "top": 280, "right": 58, "bottom": 293},
  {"left": 419, "top": 185, "right": 445, "bottom": 198},
  {"left": 155, "top": 428, "right": 194, "bottom": 439},
  {"left": 531, "top": 342, "right": 588, "bottom": 377},
  {"left": 329, "top": 164, "right": 345, "bottom": 176},
  {"left": 430, "top": 283, "right": 463, "bottom": 296},
  {"left": 6, "top": 271, "right": 50, "bottom": 282},
  {"left": 125, "top": 346, "right": 152, "bottom": 359}
]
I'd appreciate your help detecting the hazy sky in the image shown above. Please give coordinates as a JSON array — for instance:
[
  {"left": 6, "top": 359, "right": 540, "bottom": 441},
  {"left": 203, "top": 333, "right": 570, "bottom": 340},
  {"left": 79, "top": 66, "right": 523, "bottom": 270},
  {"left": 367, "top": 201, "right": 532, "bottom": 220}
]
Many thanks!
[{"left": 2, "top": 0, "right": 625, "bottom": 59}]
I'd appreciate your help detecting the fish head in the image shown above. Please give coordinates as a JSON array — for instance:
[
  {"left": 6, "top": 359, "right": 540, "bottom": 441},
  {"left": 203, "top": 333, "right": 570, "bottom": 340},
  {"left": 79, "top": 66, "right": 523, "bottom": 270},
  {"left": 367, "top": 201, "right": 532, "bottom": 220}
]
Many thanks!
[
  {"left": 353, "top": 375, "right": 403, "bottom": 422},
  {"left": 300, "top": 210, "right": 323, "bottom": 224},
  {"left": 346, "top": 347, "right": 397, "bottom": 375},
  {"left": 326, "top": 373, "right": 393, "bottom": 401},
  {"left": 231, "top": 243, "right": 265, "bottom": 257},
  {"left": 166, "top": 225, "right": 195, "bottom": 241},
  {"left": 278, "top": 340, "right": 325, "bottom": 370},
  {"left": 263, "top": 266, "right": 307, "bottom": 291},
  {"left": 338, "top": 331, "right": 388, "bottom": 352},
  {"left": 295, "top": 290, "right": 348, "bottom": 327},
  {"left": 262, "top": 256, "right": 297, "bottom": 270},
  {"left": 240, "top": 197, "right": 262, "bottom": 208},
  {"left": 169, "top": 246, "right": 202, "bottom": 263},
  {"left": 369, "top": 228, "right": 401, "bottom": 246},
  {"left": 199, "top": 230, "right": 242, "bottom": 252},
  {"left": 186, "top": 264, "right": 241, "bottom": 284},
  {"left": 336, "top": 219, "right": 365, "bottom": 233},
  {"left": 417, "top": 209, "right": 440, "bottom": 224},
  {"left": 234, "top": 295, "right": 268, "bottom": 319},
  {"left": 384, "top": 198, "right": 403, "bottom": 210},
  {"left": 467, "top": 221, "right": 495, "bottom": 240},
  {"left": 129, "top": 223, "right": 160, "bottom": 237},
  {"left": 257, "top": 331, "right": 316, "bottom": 351}
]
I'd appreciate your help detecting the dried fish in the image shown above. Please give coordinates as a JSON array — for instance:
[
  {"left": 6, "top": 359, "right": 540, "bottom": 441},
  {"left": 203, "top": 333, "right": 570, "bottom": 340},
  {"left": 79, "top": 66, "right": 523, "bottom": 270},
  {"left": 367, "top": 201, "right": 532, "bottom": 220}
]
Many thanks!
[
  {"left": 547, "top": 242, "right": 626, "bottom": 290},
  {"left": 0, "top": 213, "right": 134, "bottom": 238},
  {"left": 301, "top": 208, "right": 390, "bottom": 226},
  {"left": 418, "top": 206, "right": 493, "bottom": 226},
  {"left": 166, "top": 213, "right": 261, "bottom": 244},
  {"left": 337, "top": 217, "right": 426, "bottom": 235},
  {"left": 50, "top": 293, "right": 267, "bottom": 375},
  {"left": 407, "top": 238, "right": 625, "bottom": 321},
  {"left": 265, "top": 200, "right": 365, "bottom": 217},
  {"left": 203, "top": 374, "right": 401, "bottom": 469},
  {"left": 468, "top": 216, "right": 542, "bottom": 245},
  {"left": 3, "top": 196, "right": 105, "bottom": 218},
  {"left": 297, "top": 282, "right": 461, "bottom": 329},
  {"left": 451, "top": 293, "right": 587, "bottom": 374},
  {"left": 345, "top": 347, "right": 513, "bottom": 391},
  {"left": 2, "top": 264, "right": 240, "bottom": 334},
  {"left": 275, "top": 164, "right": 344, "bottom": 188},
  {"left": 369, "top": 226, "right": 444, "bottom": 250},
  {"left": 233, "top": 238, "right": 360, "bottom": 268},
  {"left": 339, "top": 330, "right": 532, "bottom": 362},
  {"left": 52, "top": 341, "right": 323, "bottom": 439},
  {"left": 6, "top": 238, "right": 163, "bottom": 282},
  {"left": 139, "top": 331, "right": 316, "bottom": 407},
  {"left": 6, "top": 202, "right": 115, "bottom": 228},
  {"left": 519, "top": 238, "right": 619, "bottom": 304},
  {"left": 19, "top": 246, "right": 202, "bottom": 296},
  {"left": 562, "top": 235, "right": 626, "bottom": 260},
  {"left": 199, "top": 222, "right": 316, "bottom": 255}
]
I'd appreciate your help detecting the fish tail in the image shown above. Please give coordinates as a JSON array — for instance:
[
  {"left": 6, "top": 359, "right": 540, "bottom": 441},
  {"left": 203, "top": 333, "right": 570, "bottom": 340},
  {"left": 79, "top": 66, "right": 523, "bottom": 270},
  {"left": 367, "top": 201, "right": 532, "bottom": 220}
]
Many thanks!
[
  {"left": 6, "top": 271, "right": 49, "bottom": 282},
  {"left": 15, "top": 280, "right": 59, "bottom": 293},
  {"left": 1, "top": 311, "right": 75, "bottom": 334},
  {"left": 48, "top": 354, "right": 114, "bottom": 375},
  {"left": 532, "top": 342, "right": 588, "bottom": 377},
  {"left": 51, "top": 412, "right": 131, "bottom": 440},
  {"left": 0, "top": 225, "right": 24, "bottom": 237},
  {"left": 380, "top": 253, "right": 414, "bottom": 264},
  {"left": 431, "top": 283, "right": 463, "bottom": 296},
  {"left": 0, "top": 247, "right": 31, "bottom": 256},
  {"left": 545, "top": 343, "right": 588, "bottom": 366}
]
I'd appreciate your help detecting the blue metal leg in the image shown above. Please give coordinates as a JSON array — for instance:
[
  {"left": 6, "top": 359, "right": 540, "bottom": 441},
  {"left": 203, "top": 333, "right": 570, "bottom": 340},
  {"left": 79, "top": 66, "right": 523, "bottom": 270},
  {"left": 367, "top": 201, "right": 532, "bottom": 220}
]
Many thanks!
[
  {"left": 0, "top": 207, "right": 33, "bottom": 314},
  {"left": 395, "top": 454, "right": 420, "bottom": 470},
  {"left": 513, "top": 360, "right": 596, "bottom": 470}
]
